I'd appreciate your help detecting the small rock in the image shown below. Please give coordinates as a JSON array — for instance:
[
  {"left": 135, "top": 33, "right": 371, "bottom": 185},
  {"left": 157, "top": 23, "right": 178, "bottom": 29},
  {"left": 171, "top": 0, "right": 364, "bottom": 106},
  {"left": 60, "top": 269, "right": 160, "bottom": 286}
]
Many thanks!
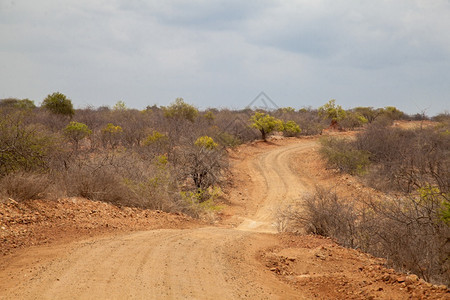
[
  {"left": 406, "top": 274, "right": 419, "bottom": 285},
  {"left": 397, "top": 276, "right": 406, "bottom": 283}
]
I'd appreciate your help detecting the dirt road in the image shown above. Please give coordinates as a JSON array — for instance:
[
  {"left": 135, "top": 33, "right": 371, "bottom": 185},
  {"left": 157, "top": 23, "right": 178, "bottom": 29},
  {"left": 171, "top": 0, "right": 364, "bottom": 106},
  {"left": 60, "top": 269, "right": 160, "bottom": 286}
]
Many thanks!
[
  {"left": 1, "top": 139, "right": 314, "bottom": 299},
  {"left": 236, "top": 141, "right": 316, "bottom": 233},
  {"left": 2, "top": 138, "right": 447, "bottom": 299}
]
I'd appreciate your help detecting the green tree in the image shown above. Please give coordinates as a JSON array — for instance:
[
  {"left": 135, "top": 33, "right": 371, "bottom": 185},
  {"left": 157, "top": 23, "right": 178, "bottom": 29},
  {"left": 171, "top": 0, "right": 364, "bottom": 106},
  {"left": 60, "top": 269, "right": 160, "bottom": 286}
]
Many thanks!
[
  {"left": 63, "top": 121, "right": 92, "bottom": 151},
  {"left": 318, "top": 99, "right": 346, "bottom": 127},
  {"left": 163, "top": 98, "right": 198, "bottom": 122},
  {"left": 282, "top": 120, "right": 301, "bottom": 137},
  {"left": 101, "top": 123, "right": 123, "bottom": 148},
  {"left": 382, "top": 106, "right": 405, "bottom": 120},
  {"left": 0, "top": 98, "right": 36, "bottom": 110},
  {"left": 250, "top": 112, "right": 284, "bottom": 141},
  {"left": 353, "top": 107, "right": 383, "bottom": 123},
  {"left": 42, "top": 92, "right": 74, "bottom": 117},
  {"left": 195, "top": 136, "right": 218, "bottom": 150}
]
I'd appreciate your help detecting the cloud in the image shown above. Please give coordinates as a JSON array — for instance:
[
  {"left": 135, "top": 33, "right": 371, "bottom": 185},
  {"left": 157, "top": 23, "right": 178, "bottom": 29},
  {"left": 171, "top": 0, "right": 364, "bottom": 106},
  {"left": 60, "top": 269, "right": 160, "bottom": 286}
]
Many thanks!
[{"left": 0, "top": 0, "right": 449, "bottom": 115}]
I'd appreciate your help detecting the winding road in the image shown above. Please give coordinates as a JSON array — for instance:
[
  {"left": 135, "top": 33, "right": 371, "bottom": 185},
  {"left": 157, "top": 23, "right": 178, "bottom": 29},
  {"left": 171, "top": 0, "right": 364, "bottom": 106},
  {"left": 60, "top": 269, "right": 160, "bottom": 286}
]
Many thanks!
[{"left": 1, "top": 139, "right": 317, "bottom": 299}]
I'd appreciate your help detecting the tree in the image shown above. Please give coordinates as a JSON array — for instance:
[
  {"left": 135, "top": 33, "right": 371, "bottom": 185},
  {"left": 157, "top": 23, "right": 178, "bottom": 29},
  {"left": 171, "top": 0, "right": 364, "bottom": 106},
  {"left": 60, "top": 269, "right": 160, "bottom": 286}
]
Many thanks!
[
  {"left": 162, "top": 98, "right": 198, "bottom": 122},
  {"left": 0, "top": 112, "right": 55, "bottom": 176},
  {"left": 113, "top": 100, "right": 127, "bottom": 111},
  {"left": 63, "top": 121, "right": 92, "bottom": 151},
  {"left": 101, "top": 123, "right": 123, "bottom": 148},
  {"left": 318, "top": 99, "right": 346, "bottom": 127},
  {"left": 42, "top": 92, "right": 74, "bottom": 117},
  {"left": 382, "top": 106, "right": 405, "bottom": 120},
  {"left": 282, "top": 120, "right": 301, "bottom": 137},
  {"left": 353, "top": 107, "right": 383, "bottom": 123},
  {"left": 0, "top": 98, "right": 36, "bottom": 110},
  {"left": 250, "top": 112, "right": 284, "bottom": 141}
]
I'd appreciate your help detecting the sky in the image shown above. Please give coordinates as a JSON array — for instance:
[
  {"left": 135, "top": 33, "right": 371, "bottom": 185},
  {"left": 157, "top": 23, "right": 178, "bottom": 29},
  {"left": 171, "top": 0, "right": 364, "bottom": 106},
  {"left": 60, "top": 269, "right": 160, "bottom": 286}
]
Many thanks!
[{"left": 1, "top": 0, "right": 449, "bottom": 116}]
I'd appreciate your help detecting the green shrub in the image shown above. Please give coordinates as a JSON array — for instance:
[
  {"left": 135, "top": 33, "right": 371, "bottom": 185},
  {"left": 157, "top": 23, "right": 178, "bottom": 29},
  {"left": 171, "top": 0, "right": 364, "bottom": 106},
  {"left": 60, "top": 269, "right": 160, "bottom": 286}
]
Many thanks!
[
  {"left": 194, "top": 136, "right": 218, "bottom": 150},
  {"left": 282, "top": 120, "right": 301, "bottom": 137},
  {"left": 250, "top": 112, "right": 284, "bottom": 141},
  {"left": 0, "top": 112, "right": 56, "bottom": 176},
  {"left": 319, "top": 137, "right": 370, "bottom": 175},
  {"left": 63, "top": 121, "right": 92, "bottom": 150},
  {"left": 162, "top": 98, "right": 198, "bottom": 122},
  {"left": 42, "top": 92, "right": 74, "bottom": 117}
]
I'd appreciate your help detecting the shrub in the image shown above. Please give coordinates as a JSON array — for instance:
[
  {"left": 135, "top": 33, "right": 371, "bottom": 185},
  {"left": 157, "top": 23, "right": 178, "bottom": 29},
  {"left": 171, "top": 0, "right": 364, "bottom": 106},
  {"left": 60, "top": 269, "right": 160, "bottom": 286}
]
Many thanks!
[
  {"left": 0, "top": 112, "right": 57, "bottom": 176},
  {"left": 163, "top": 98, "right": 198, "bottom": 122},
  {"left": 319, "top": 137, "right": 370, "bottom": 175},
  {"left": 280, "top": 186, "right": 359, "bottom": 248},
  {"left": 63, "top": 121, "right": 92, "bottom": 151},
  {"left": 282, "top": 120, "right": 301, "bottom": 137},
  {"left": 101, "top": 123, "right": 123, "bottom": 148},
  {"left": 41, "top": 92, "right": 74, "bottom": 117},
  {"left": 0, "top": 98, "right": 36, "bottom": 110},
  {"left": 318, "top": 99, "right": 346, "bottom": 126},
  {"left": 180, "top": 186, "right": 223, "bottom": 218},
  {"left": 0, "top": 172, "right": 51, "bottom": 201},
  {"left": 283, "top": 186, "right": 450, "bottom": 285},
  {"left": 250, "top": 112, "right": 284, "bottom": 141},
  {"left": 194, "top": 136, "right": 218, "bottom": 150}
]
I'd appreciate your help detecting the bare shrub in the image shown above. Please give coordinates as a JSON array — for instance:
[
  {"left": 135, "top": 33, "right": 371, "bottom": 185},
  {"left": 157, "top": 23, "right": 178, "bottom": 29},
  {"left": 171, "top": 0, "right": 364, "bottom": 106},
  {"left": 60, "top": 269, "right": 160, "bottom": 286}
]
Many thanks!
[
  {"left": 285, "top": 186, "right": 450, "bottom": 285},
  {"left": 63, "top": 165, "right": 132, "bottom": 206},
  {"left": 283, "top": 187, "right": 359, "bottom": 248},
  {"left": 355, "top": 124, "right": 450, "bottom": 194},
  {"left": 0, "top": 172, "right": 51, "bottom": 201},
  {"left": 362, "top": 193, "right": 450, "bottom": 285},
  {"left": 0, "top": 111, "right": 62, "bottom": 176}
]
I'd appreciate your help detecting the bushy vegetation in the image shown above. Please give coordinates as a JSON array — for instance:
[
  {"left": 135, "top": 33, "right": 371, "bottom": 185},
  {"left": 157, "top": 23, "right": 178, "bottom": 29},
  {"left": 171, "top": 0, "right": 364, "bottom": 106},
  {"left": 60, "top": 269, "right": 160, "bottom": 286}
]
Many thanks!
[
  {"left": 0, "top": 94, "right": 330, "bottom": 216},
  {"left": 280, "top": 186, "right": 450, "bottom": 285},
  {"left": 293, "top": 120, "right": 450, "bottom": 285}
]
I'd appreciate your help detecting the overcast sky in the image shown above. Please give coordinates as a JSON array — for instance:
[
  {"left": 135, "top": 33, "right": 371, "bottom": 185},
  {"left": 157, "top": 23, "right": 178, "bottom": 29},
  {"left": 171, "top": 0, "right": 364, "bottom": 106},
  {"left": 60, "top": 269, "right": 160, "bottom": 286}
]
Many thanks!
[{"left": 1, "top": 0, "right": 449, "bottom": 115}]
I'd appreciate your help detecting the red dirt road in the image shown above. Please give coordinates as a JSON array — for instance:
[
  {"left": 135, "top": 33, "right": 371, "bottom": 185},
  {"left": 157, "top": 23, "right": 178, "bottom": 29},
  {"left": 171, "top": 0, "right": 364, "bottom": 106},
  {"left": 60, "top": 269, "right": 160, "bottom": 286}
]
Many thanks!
[{"left": 1, "top": 137, "right": 448, "bottom": 299}]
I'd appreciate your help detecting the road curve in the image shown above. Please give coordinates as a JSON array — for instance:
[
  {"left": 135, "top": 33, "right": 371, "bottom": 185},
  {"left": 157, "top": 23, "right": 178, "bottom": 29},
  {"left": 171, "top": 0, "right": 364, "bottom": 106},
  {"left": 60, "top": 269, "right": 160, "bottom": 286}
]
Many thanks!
[
  {"left": 1, "top": 139, "right": 317, "bottom": 300},
  {"left": 237, "top": 140, "right": 316, "bottom": 233}
]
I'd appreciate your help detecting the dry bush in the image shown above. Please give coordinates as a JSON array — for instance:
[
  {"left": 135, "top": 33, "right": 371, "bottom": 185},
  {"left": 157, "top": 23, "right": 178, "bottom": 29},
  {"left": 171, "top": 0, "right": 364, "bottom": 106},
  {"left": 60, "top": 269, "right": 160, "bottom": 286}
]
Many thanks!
[
  {"left": 355, "top": 124, "right": 449, "bottom": 194},
  {"left": 279, "top": 187, "right": 359, "bottom": 248},
  {"left": 0, "top": 172, "right": 51, "bottom": 201},
  {"left": 362, "top": 194, "right": 450, "bottom": 285},
  {"left": 62, "top": 165, "right": 133, "bottom": 206},
  {"left": 283, "top": 186, "right": 450, "bottom": 285},
  {"left": 319, "top": 137, "right": 370, "bottom": 175}
]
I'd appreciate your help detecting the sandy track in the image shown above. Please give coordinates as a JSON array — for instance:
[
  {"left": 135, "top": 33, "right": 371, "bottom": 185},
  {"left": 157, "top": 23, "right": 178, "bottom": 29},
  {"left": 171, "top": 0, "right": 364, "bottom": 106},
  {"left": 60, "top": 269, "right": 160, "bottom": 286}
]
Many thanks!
[
  {"left": 237, "top": 141, "right": 316, "bottom": 233},
  {"left": 1, "top": 139, "right": 316, "bottom": 299}
]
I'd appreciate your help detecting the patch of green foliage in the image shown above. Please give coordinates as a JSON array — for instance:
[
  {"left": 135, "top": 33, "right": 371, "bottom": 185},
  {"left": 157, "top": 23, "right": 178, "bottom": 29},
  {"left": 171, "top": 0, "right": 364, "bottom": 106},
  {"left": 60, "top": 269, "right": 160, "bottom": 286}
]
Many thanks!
[
  {"left": 163, "top": 98, "right": 198, "bottom": 122},
  {"left": 318, "top": 99, "right": 346, "bottom": 122},
  {"left": 319, "top": 137, "right": 370, "bottom": 175},
  {"left": 250, "top": 112, "right": 284, "bottom": 141},
  {"left": 282, "top": 120, "right": 301, "bottom": 136},
  {"left": 143, "top": 131, "right": 167, "bottom": 145},
  {"left": 63, "top": 121, "right": 92, "bottom": 150},
  {"left": 195, "top": 136, "right": 218, "bottom": 150},
  {"left": 0, "top": 112, "right": 56, "bottom": 176},
  {"left": 42, "top": 92, "right": 74, "bottom": 117}
]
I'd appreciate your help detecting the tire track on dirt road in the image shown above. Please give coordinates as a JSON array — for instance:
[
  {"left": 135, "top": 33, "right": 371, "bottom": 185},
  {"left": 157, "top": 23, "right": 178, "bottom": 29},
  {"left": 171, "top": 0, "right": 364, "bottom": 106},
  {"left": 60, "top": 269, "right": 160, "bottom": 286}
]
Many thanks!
[{"left": 237, "top": 140, "right": 317, "bottom": 233}]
